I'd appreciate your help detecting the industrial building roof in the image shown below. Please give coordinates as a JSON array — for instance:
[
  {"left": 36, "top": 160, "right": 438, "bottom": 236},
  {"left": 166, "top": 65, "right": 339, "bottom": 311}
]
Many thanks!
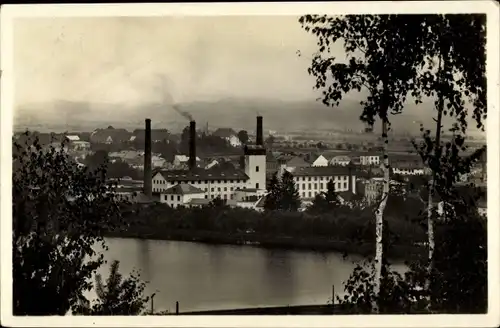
[
  {"left": 154, "top": 167, "right": 250, "bottom": 182},
  {"left": 290, "top": 166, "right": 356, "bottom": 177},
  {"left": 163, "top": 184, "right": 205, "bottom": 195}
]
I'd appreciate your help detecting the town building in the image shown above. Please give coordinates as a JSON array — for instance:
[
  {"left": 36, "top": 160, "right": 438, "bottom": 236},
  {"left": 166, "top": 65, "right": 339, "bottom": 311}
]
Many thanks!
[
  {"left": 311, "top": 154, "right": 329, "bottom": 167},
  {"left": 278, "top": 165, "right": 357, "bottom": 201},
  {"left": 276, "top": 155, "right": 310, "bottom": 173},
  {"left": 392, "top": 162, "right": 426, "bottom": 176},
  {"left": 90, "top": 126, "right": 131, "bottom": 144},
  {"left": 329, "top": 155, "right": 351, "bottom": 166},
  {"left": 160, "top": 184, "right": 206, "bottom": 208},
  {"left": 212, "top": 128, "right": 242, "bottom": 147},
  {"left": 358, "top": 152, "right": 381, "bottom": 166},
  {"left": 388, "top": 154, "right": 428, "bottom": 176},
  {"left": 173, "top": 154, "right": 201, "bottom": 167}
]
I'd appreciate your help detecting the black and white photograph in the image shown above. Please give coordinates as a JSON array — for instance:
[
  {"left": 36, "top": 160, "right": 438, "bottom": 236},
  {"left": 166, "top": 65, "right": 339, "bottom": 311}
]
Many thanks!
[{"left": 1, "top": 2, "right": 499, "bottom": 327}]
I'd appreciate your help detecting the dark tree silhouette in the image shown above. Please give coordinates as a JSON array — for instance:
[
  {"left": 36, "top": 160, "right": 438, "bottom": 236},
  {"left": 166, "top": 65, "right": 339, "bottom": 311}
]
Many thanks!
[
  {"left": 237, "top": 130, "right": 249, "bottom": 145},
  {"left": 280, "top": 171, "right": 301, "bottom": 212},
  {"left": 264, "top": 172, "right": 281, "bottom": 212},
  {"left": 308, "top": 179, "right": 340, "bottom": 214},
  {"left": 12, "top": 134, "right": 150, "bottom": 315}
]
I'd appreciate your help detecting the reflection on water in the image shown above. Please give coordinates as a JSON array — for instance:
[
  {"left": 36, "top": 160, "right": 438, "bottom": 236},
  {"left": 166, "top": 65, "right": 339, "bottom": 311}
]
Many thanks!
[
  {"left": 91, "top": 238, "right": 406, "bottom": 313},
  {"left": 138, "top": 239, "right": 151, "bottom": 282},
  {"left": 262, "top": 249, "right": 296, "bottom": 303}
]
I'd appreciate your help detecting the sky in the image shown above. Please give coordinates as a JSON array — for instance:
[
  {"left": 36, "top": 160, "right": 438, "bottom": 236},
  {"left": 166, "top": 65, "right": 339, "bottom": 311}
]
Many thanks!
[{"left": 14, "top": 16, "right": 343, "bottom": 107}]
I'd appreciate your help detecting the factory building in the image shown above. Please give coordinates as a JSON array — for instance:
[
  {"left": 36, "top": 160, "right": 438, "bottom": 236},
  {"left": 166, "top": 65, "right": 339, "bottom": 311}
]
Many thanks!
[
  {"left": 278, "top": 164, "right": 357, "bottom": 202},
  {"left": 148, "top": 116, "right": 267, "bottom": 208}
]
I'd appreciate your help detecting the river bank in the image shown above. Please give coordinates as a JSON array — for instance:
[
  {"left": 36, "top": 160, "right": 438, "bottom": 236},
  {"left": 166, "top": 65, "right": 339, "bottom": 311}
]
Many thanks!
[{"left": 104, "top": 227, "right": 424, "bottom": 261}]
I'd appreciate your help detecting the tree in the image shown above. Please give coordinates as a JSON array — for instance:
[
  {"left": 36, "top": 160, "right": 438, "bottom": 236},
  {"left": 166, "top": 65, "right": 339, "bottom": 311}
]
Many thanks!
[
  {"left": 410, "top": 14, "right": 486, "bottom": 310},
  {"left": 85, "top": 149, "right": 109, "bottom": 171},
  {"left": 308, "top": 179, "right": 340, "bottom": 214},
  {"left": 299, "top": 14, "right": 427, "bottom": 312},
  {"left": 209, "top": 196, "right": 227, "bottom": 208},
  {"left": 280, "top": 171, "right": 301, "bottom": 212},
  {"left": 74, "top": 261, "right": 150, "bottom": 315},
  {"left": 12, "top": 135, "right": 146, "bottom": 315},
  {"left": 264, "top": 172, "right": 281, "bottom": 211},
  {"left": 265, "top": 135, "right": 275, "bottom": 148},
  {"left": 237, "top": 130, "right": 249, "bottom": 145}
]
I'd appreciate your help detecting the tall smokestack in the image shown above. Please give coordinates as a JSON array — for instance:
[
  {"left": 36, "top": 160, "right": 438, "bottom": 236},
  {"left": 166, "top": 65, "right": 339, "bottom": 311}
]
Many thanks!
[
  {"left": 189, "top": 121, "right": 196, "bottom": 170},
  {"left": 256, "top": 116, "right": 263, "bottom": 146},
  {"left": 144, "top": 119, "right": 152, "bottom": 198}
]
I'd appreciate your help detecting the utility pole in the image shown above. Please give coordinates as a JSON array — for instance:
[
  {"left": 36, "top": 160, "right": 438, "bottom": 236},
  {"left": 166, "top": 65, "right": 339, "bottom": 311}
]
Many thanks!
[{"left": 150, "top": 292, "right": 156, "bottom": 314}]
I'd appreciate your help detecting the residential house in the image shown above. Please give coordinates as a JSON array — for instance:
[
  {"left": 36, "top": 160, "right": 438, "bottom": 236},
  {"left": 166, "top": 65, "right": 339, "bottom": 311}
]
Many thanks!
[
  {"left": 329, "top": 155, "right": 351, "bottom": 166},
  {"left": 390, "top": 155, "right": 426, "bottom": 176},
  {"left": 392, "top": 162, "right": 426, "bottom": 176},
  {"left": 212, "top": 128, "right": 241, "bottom": 147},
  {"left": 151, "top": 154, "right": 166, "bottom": 168},
  {"left": 276, "top": 155, "right": 310, "bottom": 173},
  {"left": 312, "top": 154, "right": 329, "bottom": 167},
  {"left": 173, "top": 154, "right": 201, "bottom": 168},
  {"left": 228, "top": 135, "right": 242, "bottom": 147},
  {"left": 160, "top": 184, "right": 206, "bottom": 208},
  {"left": 90, "top": 127, "right": 131, "bottom": 144},
  {"left": 358, "top": 152, "right": 380, "bottom": 166}
]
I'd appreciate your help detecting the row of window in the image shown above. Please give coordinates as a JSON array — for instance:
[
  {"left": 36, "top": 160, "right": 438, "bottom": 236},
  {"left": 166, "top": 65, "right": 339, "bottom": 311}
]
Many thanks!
[
  {"left": 163, "top": 194, "right": 235, "bottom": 202},
  {"left": 153, "top": 179, "right": 245, "bottom": 185},
  {"left": 294, "top": 175, "right": 348, "bottom": 182},
  {"left": 298, "top": 182, "right": 348, "bottom": 191}
]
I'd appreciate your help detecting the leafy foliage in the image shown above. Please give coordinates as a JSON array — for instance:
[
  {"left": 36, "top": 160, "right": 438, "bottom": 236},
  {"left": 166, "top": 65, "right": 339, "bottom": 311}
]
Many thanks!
[
  {"left": 74, "top": 261, "right": 150, "bottom": 315},
  {"left": 307, "top": 179, "right": 340, "bottom": 214},
  {"left": 264, "top": 172, "right": 281, "bottom": 211},
  {"left": 237, "top": 130, "right": 249, "bottom": 145},
  {"left": 280, "top": 171, "right": 301, "bottom": 212},
  {"left": 12, "top": 134, "right": 151, "bottom": 315}
]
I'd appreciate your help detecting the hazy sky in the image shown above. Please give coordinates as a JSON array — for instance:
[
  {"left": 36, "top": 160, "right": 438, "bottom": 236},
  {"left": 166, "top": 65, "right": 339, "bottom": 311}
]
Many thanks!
[{"left": 14, "top": 16, "right": 345, "bottom": 106}]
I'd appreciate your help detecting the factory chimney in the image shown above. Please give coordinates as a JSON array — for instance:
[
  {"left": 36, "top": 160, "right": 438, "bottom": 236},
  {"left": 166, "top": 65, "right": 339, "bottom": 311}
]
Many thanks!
[
  {"left": 144, "top": 118, "right": 152, "bottom": 198},
  {"left": 189, "top": 121, "right": 197, "bottom": 170},
  {"left": 256, "top": 116, "right": 263, "bottom": 146}
]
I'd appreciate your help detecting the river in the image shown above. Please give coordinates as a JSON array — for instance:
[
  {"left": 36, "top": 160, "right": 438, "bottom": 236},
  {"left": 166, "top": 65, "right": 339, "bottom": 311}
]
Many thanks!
[{"left": 88, "top": 238, "right": 406, "bottom": 313}]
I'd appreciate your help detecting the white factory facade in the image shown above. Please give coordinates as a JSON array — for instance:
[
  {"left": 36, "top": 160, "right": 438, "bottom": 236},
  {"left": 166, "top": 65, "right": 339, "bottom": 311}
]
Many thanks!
[{"left": 149, "top": 116, "right": 268, "bottom": 209}]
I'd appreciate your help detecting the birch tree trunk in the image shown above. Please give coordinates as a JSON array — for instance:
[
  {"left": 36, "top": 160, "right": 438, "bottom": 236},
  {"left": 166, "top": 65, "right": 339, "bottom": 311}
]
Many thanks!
[
  {"left": 425, "top": 45, "right": 444, "bottom": 311},
  {"left": 373, "top": 119, "right": 390, "bottom": 313}
]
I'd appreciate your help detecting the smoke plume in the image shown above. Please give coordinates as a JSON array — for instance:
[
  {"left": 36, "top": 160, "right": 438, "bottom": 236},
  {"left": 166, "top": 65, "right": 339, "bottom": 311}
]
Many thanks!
[
  {"left": 172, "top": 104, "right": 193, "bottom": 122},
  {"left": 156, "top": 73, "right": 194, "bottom": 122}
]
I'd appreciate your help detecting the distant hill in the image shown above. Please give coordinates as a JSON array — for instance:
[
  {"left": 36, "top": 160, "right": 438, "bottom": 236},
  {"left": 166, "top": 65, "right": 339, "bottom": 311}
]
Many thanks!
[{"left": 14, "top": 98, "right": 485, "bottom": 137}]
